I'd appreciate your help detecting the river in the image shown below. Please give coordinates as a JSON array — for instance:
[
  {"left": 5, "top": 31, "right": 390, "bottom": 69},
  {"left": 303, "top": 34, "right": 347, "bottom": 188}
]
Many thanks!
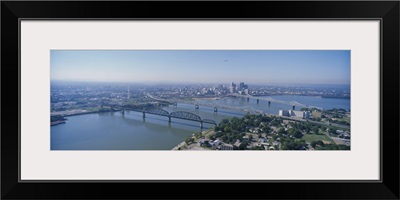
[{"left": 51, "top": 95, "right": 350, "bottom": 150}]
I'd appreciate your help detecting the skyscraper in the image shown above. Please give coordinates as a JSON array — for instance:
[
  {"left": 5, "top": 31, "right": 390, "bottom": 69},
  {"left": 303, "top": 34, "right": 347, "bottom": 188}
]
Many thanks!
[
  {"left": 239, "top": 82, "right": 245, "bottom": 91},
  {"left": 230, "top": 82, "right": 236, "bottom": 93}
]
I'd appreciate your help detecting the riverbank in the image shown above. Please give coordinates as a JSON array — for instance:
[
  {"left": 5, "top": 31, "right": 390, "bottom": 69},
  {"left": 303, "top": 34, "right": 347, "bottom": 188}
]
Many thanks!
[
  {"left": 50, "top": 109, "right": 122, "bottom": 126},
  {"left": 171, "top": 129, "right": 215, "bottom": 150},
  {"left": 192, "top": 97, "right": 221, "bottom": 101},
  {"left": 171, "top": 140, "right": 186, "bottom": 150},
  {"left": 51, "top": 109, "right": 100, "bottom": 116},
  {"left": 50, "top": 120, "right": 66, "bottom": 126}
]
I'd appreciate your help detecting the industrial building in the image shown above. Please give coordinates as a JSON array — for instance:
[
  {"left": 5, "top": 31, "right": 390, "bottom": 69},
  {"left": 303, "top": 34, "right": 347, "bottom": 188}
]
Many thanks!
[{"left": 279, "top": 109, "right": 311, "bottom": 119}]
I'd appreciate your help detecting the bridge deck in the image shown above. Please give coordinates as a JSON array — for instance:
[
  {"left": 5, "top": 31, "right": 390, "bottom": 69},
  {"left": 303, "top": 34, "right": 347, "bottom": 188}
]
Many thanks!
[{"left": 121, "top": 107, "right": 216, "bottom": 124}]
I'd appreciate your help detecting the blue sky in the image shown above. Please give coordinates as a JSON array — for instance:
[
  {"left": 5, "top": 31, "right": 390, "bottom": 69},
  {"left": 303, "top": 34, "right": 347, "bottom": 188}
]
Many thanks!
[{"left": 51, "top": 50, "right": 350, "bottom": 85}]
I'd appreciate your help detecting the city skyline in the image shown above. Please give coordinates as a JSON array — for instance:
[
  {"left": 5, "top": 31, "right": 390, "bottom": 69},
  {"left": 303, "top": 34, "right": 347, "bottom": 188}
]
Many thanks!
[{"left": 51, "top": 50, "right": 351, "bottom": 85}]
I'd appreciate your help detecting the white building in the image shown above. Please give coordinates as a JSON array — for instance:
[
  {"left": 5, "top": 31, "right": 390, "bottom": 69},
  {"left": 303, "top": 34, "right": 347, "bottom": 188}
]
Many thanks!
[
  {"left": 279, "top": 110, "right": 290, "bottom": 116},
  {"left": 291, "top": 110, "right": 305, "bottom": 118},
  {"left": 278, "top": 110, "right": 310, "bottom": 119}
]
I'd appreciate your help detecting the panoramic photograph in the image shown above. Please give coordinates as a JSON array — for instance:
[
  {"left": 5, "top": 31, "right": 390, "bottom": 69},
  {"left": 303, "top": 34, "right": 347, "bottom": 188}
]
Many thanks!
[{"left": 50, "top": 50, "right": 351, "bottom": 150}]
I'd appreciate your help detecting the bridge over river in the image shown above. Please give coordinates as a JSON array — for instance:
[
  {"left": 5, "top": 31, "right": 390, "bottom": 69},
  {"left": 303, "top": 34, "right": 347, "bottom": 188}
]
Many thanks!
[
  {"left": 146, "top": 93, "right": 265, "bottom": 114},
  {"left": 146, "top": 93, "right": 323, "bottom": 114},
  {"left": 227, "top": 94, "right": 323, "bottom": 110},
  {"left": 110, "top": 104, "right": 217, "bottom": 129}
]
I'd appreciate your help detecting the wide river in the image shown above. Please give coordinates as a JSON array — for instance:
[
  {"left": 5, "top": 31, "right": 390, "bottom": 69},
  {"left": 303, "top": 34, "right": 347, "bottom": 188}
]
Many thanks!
[{"left": 51, "top": 95, "right": 350, "bottom": 150}]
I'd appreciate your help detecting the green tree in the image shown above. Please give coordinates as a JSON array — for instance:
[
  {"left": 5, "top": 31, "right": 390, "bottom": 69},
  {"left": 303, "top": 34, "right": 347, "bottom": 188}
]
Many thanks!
[
  {"left": 239, "top": 141, "right": 248, "bottom": 150},
  {"left": 251, "top": 146, "right": 265, "bottom": 150},
  {"left": 185, "top": 137, "right": 194, "bottom": 145},
  {"left": 194, "top": 132, "right": 202, "bottom": 139},
  {"left": 224, "top": 126, "right": 232, "bottom": 133},
  {"left": 221, "top": 135, "right": 228, "bottom": 142},
  {"left": 311, "top": 140, "right": 324, "bottom": 148},
  {"left": 50, "top": 115, "right": 66, "bottom": 122},
  {"left": 262, "top": 125, "right": 271, "bottom": 133},
  {"left": 312, "top": 126, "right": 320, "bottom": 134},
  {"left": 293, "top": 130, "right": 303, "bottom": 138},
  {"left": 272, "top": 135, "right": 278, "bottom": 140},
  {"left": 278, "top": 128, "right": 286, "bottom": 135},
  {"left": 220, "top": 118, "right": 230, "bottom": 125},
  {"left": 282, "top": 139, "right": 307, "bottom": 150},
  {"left": 328, "top": 128, "right": 337, "bottom": 134},
  {"left": 338, "top": 145, "right": 350, "bottom": 150},
  {"left": 231, "top": 117, "right": 240, "bottom": 124}
]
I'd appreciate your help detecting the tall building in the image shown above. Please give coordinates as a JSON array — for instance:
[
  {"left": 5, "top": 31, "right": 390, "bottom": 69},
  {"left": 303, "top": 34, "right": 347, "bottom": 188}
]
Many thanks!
[
  {"left": 239, "top": 82, "right": 245, "bottom": 91},
  {"left": 230, "top": 82, "right": 236, "bottom": 93}
]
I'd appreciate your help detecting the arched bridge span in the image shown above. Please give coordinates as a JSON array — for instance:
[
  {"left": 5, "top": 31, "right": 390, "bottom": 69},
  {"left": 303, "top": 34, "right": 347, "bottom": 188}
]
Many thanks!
[{"left": 118, "top": 106, "right": 217, "bottom": 127}]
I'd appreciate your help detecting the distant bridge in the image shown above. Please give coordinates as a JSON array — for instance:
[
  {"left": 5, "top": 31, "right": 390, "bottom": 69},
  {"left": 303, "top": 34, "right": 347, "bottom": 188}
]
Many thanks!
[
  {"left": 118, "top": 105, "right": 216, "bottom": 128},
  {"left": 146, "top": 93, "right": 264, "bottom": 114},
  {"left": 228, "top": 94, "right": 323, "bottom": 110},
  {"left": 191, "top": 101, "right": 264, "bottom": 114}
]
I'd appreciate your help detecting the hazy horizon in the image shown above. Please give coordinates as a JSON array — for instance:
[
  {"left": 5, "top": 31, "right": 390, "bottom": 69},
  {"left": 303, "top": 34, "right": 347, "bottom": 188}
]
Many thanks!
[
  {"left": 51, "top": 50, "right": 351, "bottom": 85},
  {"left": 51, "top": 80, "right": 350, "bottom": 89}
]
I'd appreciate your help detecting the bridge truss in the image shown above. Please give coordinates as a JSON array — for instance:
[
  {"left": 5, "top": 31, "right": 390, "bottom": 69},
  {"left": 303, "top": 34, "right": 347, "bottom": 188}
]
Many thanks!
[
  {"left": 145, "top": 108, "right": 169, "bottom": 117},
  {"left": 170, "top": 111, "right": 202, "bottom": 122}
]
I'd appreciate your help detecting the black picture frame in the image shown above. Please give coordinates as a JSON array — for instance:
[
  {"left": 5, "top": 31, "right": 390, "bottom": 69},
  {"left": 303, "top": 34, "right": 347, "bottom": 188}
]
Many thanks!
[{"left": 1, "top": 1, "right": 399, "bottom": 199}]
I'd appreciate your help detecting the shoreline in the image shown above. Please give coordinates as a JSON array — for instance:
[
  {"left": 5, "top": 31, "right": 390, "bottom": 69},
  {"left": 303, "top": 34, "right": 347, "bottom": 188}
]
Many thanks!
[
  {"left": 171, "top": 129, "right": 212, "bottom": 150},
  {"left": 50, "top": 120, "right": 66, "bottom": 126},
  {"left": 50, "top": 109, "right": 122, "bottom": 126},
  {"left": 251, "top": 94, "right": 350, "bottom": 99},
  {"left": 171, "top": 141, "right": 187, "bottom": 150},
  {"left": 192, "top": 97, "right": 221, "bottom": 101},
  {"left": 51, "top": 109, "right": 121, "bottom": 117}
]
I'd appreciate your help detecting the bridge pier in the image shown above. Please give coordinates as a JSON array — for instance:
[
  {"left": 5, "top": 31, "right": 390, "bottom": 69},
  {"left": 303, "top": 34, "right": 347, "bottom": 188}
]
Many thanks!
[
  {"left": 247, "top": 98, "right": 249, "bottom": 102},
  {"left": 292, "top": 105, "right": 295, "bottom": 110},
  {"left": 168, "top": 116, "right": 171, "bottom": 123},
  {"left": 142, "top": 112, "right": 146, "bottom": 118},
  {"left": 200, "top": 121, "right": 203, "bottom": 129},
  {"left": 214, "top": 107, "right": 218, "bottom": 113},
  {"left": 195, "top": 104, "right": 199, "bottom": 110},
  {"left": 268, "top": 101, "right": 271, "bottom": 106},
  {"left": 257, "top": 99, "right": 259, "bottom": 104}
]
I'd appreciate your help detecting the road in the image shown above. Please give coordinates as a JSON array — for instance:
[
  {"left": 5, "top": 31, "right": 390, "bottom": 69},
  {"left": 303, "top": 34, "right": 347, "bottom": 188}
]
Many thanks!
[{"left": 331, "top": 137, "right": 351, "bottom": 145}]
